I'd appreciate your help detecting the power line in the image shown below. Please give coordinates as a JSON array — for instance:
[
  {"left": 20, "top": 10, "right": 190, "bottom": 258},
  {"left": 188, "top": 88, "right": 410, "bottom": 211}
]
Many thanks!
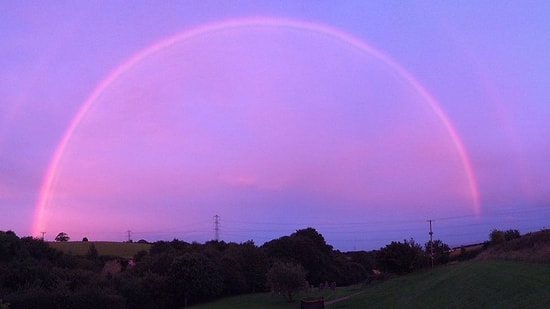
[{"left": 56, "top": 207, "right": 548, "bottom": 250}]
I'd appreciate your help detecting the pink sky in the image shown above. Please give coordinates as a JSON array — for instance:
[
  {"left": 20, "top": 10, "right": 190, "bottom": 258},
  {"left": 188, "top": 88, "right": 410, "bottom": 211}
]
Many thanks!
[{"left": 1, "top": 2, "right": 550, "bottom": 250}]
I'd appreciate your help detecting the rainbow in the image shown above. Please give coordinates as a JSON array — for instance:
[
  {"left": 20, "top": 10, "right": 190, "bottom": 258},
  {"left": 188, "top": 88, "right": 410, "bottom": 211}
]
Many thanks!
[{"left": 32, "top": 17, "right": 480, "bottom": 236}]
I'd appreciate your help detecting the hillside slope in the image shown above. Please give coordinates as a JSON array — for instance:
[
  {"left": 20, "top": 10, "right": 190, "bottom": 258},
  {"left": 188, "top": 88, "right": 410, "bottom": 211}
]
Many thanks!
[
  {"left": 475, "top": 229, "right": 550, "bottom": 263},
  {"left": 333, "top": 260, "right": 550, "bottom": 308}
]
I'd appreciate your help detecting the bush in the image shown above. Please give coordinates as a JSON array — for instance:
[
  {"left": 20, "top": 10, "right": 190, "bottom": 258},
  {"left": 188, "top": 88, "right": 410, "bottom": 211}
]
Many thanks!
[
  {"left": 266, "top": 261, "right": 307, "bottom": 302},
  {"left": 377, "top": 239, "right": 428, "bottom": 274},
  {"left": 489, "top": 229, "right": 506, "bottom": 244}
]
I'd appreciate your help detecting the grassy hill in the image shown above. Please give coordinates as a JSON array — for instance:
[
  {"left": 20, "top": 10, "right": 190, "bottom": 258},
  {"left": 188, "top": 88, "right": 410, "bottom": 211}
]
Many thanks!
[
  {"left": 334, "top": 260, "right": 550, "bottom": 308},
  {"left": 476, "top": 229, "right": 550, "bottom": 263},
  {"left": 48, "top": 241, "right": 150, "bottom": 258}
]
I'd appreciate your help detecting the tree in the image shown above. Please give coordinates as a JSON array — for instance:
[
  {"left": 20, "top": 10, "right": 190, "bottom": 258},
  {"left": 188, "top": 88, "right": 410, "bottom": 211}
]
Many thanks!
[
  {"left": 169, "top": 252, "right": 223, "bottom": 307},
  {"left": 504, "top": 229, "right": 521, "bottom": 241},
  {"left": 489, "top": 229, "right": 505, "bottom": 244},
  {"left": 262, "top": 228, "right": 333, "bottom": 284},
  {"left": 82, "top": 237, "right": 89, "bottom": 242},
  {"left": 0, "top": 230, "right": 22, "bottom": 261},
  {"left": 222, "top": 240, "right": 268, "bottom": 293},
  {"left": 55, "top": 232, "right": 70, "bottom": 242},
  {"left": 424, "top": 239, "right": 451, "bottom": 265},
  {"left": 377, "top": 238, "right": 428, "bottom": 274},
  {"left": 266, "top": 261, "right": 307, "bottom": 302}
]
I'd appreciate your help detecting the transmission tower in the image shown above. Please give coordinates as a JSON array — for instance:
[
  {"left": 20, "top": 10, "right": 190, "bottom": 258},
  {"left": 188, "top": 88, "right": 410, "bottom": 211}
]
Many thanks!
[
  {"left": 214, "top": 215, "right": 220, "bottom": 241},
  {"left": 127, "top": 230, "right": 132, "bottom": 242}
]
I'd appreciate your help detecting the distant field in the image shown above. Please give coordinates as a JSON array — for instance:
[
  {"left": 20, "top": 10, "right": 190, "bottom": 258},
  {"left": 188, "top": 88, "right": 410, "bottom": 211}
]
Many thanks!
[
  {"left": 449, "top": 243, "right": 484, "bottom": 257},
  {"left": 48, "top": 241, "right": 150, "bottom": 258},
  {"left": 191, "top": 260, "right": 550, "bottom": 308}
]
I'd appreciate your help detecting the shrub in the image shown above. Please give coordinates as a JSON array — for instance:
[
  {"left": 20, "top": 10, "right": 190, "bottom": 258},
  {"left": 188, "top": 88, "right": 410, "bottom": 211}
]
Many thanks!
[{"left": 266, "top": 261, "right": 307, "bottom": 302}]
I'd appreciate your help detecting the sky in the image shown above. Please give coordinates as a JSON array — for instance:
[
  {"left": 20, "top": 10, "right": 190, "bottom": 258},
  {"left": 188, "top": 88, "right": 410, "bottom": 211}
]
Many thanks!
[{"left": 1, "top": 1, "right": 549, "bottom": 251}]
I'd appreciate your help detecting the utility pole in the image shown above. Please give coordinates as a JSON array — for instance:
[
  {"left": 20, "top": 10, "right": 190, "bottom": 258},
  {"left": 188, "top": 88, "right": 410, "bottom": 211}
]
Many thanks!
[
  {"left": 40, "top": 232, "right": 46, "bottom": 241},
  {"left": 127, "top": 230, "right": 132, "bottom": 242},
  {"left": 214, "top": 215, "right": 220, "bottom": 241},
  {"left": 427, "top": 220, "right": 434, "bottom": 268}
]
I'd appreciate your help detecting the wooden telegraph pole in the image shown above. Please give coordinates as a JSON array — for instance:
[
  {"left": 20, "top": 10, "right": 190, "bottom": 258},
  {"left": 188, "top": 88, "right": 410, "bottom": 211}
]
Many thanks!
[{"left": 427, "top": 220, "right": 434, "bottom": 268}]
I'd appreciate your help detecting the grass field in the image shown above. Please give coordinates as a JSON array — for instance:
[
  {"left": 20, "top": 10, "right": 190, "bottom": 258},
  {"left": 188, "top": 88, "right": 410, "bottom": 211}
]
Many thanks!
[
  {"left": 335, "top": 260, "right": 550, "bottom": 308},
  {"left": 191, "top": 284, "right": 364, "bottom": 309},
  {"left": 191, "top": 260, "right": 550, "bottom": 308},
  {"left": 48, "top": 241, "right": 150, "bottom": 258}
]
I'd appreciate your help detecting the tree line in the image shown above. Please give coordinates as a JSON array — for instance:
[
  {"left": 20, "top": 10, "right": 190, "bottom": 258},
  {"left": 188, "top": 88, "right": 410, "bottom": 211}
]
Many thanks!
[{"left": 0, "top": 227, "right": 498, "bottom": 308}]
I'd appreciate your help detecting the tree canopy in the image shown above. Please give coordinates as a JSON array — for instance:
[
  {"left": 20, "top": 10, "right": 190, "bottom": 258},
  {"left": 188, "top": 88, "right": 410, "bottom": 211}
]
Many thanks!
[
  {"left": 55, "top": 232, "right": 70, "bottom": 242},
  {"left": 377, "top": 238, "right": 428, "bottom": 274},
  {"left": 266, "top": 261, "right": 307, "bottom": 302}
]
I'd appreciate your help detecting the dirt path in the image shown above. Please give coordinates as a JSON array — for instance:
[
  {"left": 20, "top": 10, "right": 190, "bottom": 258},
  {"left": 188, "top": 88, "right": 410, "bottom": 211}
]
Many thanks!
[{"left": 325, "top": 290, "right": 365, "bottom": 306}]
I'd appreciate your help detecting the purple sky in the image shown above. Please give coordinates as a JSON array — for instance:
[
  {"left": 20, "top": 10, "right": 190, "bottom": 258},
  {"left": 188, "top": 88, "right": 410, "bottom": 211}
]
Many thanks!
[{"left": 1, "top": 2, "right": 549, "bottom": 251}]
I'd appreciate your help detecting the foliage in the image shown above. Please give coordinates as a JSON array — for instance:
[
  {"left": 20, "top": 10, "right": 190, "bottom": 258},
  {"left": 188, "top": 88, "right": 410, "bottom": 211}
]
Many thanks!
[
  {"left": 489, "top": 229, "right": 506, "bottom": 244},
  {"left": 55, "top": 232, "right": 70, "bottom": 242},
  {"left": 262, "top": 228, "right": 351, "bottom": 285},
  {"left": 424, "top": 239, "right": 451, "bottom": 265},
  {"left": 504, "top": 229, "right": 521, "bottom": 241},
  {"left": 0, "top": 231, "right": 125, "bottom": 308},
  {"left": 376, "top": 238, "right": 428, "bottom": 274},
  {"left": 169, "top": 252, "right": 224, "bottom": 307},
  {"left": 0, "top": 230, "right": 23, "bottom": 261},
  {"left": 489, "top": 229, "right": 522, "bottom": 246},
  {"left": 8, "top": 228, "right": 529, "bottom": 308},
  {"left": 477, "top": 229, "right": 550, "bottom": 263},
  {"left": 232, "top": 240, "right": 268, "bottom": 292},
  {"left": 266, "top": 261, "right": 307, "bottom": 302}
]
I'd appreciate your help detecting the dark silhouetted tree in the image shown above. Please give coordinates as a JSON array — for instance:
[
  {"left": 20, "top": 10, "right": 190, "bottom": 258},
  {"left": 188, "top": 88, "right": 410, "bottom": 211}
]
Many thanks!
[
  {"left": 377, "top": 238, "right": 427, "bottom": 274},
  {"left": 262, "top": 228, "right": 333, "bottom": 284},
  {"left": 489, "top": 229, "right": 505, "bottom": 244},
  {"left": 504, "top": 229, "right": 521, "bottom": 241},
  {"left": 425, "top": 239, "right": 451, "bottom": 265},
  {"left": 55, "top": 232, "right": 70, "bottom": 242},
  {"left": 266, "top": 261, "right": 307, "bottom": 302},
  {"left": 169, "top": 252, "right": 223, "bottom": 307}
]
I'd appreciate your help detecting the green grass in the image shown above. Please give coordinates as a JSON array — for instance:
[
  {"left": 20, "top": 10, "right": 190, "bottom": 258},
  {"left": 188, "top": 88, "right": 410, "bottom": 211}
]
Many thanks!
[
  {"left": 191, "top": 284, "right": 364, "bottom": 309},
  {"left": 48, "top": 241, "right": 150, "bottom": 259},
  {"left": 191, "top": 260, "right": 550, "bottom": 308}
]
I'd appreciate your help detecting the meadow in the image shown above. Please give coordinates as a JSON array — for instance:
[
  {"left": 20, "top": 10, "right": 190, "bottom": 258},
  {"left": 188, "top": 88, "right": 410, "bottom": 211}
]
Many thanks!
[
  {"left": 192, "top": 260, "right": 550, "bottom": 308},
  {"left": 190, "top": 283, "right": 364, "bottom": 309},
  {"left": 48, "top": 241, "right": 150, "bottom": 258}
]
